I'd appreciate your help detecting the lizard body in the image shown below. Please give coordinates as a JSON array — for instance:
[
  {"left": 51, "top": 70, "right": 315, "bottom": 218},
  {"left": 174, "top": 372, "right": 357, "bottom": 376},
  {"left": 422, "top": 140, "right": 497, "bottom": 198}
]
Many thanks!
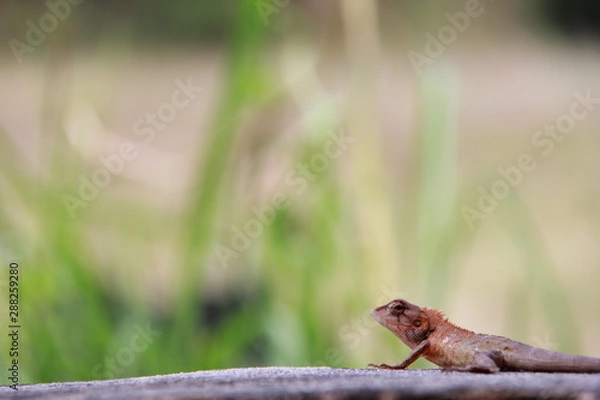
[{"left": 369, "top": 299, "right": 600, "bottom": 373}]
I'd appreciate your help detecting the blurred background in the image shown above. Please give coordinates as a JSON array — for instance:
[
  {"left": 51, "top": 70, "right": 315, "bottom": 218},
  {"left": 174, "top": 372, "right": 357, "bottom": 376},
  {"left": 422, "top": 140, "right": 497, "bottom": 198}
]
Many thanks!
[{"left": 1, "top": 0, "right": 600, "bottom": 383}]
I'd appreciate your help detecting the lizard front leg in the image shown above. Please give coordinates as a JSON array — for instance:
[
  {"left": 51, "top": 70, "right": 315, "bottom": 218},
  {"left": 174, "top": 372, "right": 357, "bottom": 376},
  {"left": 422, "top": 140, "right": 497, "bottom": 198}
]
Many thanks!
[{"left": 368, "top": 340, "right": 430, "bottom": 370}]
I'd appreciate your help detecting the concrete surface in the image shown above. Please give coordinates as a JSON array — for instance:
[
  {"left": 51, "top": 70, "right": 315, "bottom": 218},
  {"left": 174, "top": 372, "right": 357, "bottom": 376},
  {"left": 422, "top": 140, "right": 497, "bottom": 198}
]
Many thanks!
[{"left": 2, "top": 367, "right": 600, "bottom": 399}]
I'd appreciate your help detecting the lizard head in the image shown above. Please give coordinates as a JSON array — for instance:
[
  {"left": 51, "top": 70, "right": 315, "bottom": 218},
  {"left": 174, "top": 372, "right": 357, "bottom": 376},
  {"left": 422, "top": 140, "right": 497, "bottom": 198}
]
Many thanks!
[{"left": 371, "top": 299, "right": 436, "bottom": 347}]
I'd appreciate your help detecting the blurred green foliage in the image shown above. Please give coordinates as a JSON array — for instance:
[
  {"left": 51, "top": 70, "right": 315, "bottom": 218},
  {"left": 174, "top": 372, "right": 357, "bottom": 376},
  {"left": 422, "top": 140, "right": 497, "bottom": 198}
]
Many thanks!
[
  {"left": 0, "top": 0, "right": 599, "bottom": 385},
  {"left": 0, "top": 0, "right": 236, "bottom": 45}
]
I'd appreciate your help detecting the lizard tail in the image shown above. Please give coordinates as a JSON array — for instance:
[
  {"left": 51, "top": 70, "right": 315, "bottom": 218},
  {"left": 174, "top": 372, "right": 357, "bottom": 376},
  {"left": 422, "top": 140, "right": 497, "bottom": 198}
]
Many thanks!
[{"left": 506, "top": 345, "right": 600, "bottom": 373}]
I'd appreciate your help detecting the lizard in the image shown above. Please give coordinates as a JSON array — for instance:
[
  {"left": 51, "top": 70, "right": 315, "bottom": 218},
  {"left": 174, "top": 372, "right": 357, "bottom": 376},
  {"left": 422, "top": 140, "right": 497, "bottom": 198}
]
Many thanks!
[{"left": 368, "top": 299, "right": 600, "bottom": 373}]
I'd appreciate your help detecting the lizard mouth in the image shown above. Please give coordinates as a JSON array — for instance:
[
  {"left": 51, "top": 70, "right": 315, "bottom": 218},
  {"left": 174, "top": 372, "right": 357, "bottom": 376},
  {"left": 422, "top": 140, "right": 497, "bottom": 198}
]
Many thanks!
[{"left": 371, "top": 305, "right": 394, "bottom": 326}]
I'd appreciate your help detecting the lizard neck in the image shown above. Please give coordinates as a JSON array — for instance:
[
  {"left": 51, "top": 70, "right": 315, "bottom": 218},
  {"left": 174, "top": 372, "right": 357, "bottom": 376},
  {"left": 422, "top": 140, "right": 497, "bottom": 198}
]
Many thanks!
[
  {"left": 396, "top": 307, "right": 456, "bottom": 348},
  {"left": 423, "top": 307, "right": 476, "bottom": 337}
]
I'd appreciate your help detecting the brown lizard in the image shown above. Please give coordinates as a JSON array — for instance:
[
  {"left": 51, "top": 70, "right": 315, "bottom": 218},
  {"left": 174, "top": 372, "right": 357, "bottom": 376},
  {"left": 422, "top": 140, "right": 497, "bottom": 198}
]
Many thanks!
[{"left": 368, "top": 299, "right": 600, "bottom": 373}]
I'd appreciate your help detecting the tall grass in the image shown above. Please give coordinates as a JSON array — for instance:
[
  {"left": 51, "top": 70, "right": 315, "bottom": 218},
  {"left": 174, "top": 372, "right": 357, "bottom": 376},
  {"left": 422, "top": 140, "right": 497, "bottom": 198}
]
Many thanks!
[{"left": 0, "top": 0, "right": 594, "bottom": 384}]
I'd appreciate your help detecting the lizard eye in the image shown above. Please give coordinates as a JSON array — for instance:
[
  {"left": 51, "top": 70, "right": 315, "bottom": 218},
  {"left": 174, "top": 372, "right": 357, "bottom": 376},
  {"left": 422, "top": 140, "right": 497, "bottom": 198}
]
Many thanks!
[{"left": 391, "top": 303, "right": 405, "bottom": 312}]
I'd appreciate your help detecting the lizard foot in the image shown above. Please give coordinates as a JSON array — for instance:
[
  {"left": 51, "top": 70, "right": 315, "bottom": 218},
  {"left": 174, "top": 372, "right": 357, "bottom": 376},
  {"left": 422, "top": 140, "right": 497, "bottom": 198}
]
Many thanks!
[{"left": 367, "top": 363, "right": 406, "bottom": 370}]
